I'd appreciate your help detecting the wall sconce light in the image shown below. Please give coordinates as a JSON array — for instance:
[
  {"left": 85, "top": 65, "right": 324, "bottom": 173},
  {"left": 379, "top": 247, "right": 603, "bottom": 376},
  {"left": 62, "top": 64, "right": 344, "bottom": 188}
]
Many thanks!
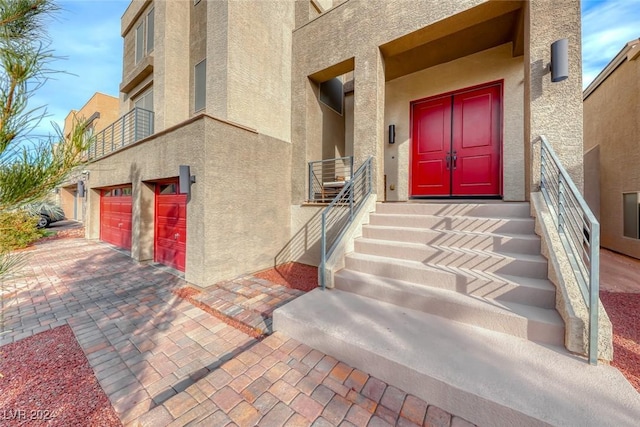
[
  {"left": 388, "top": 124, "right": 396, "bottom": 144},
  {"left": 179, "top": 165, "right": 196, "bottom": 195},
  {"left": 550, "top": 38, "right": 569, "bottom": 82},
  {"left": 77, "top": 180, "right": 85, "bottom": 198}
]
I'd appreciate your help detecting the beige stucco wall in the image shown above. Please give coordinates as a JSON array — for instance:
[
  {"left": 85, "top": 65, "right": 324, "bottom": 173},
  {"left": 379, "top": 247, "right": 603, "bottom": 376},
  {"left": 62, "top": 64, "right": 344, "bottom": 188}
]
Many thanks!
[
  {"left": 584, "top": 52, "right": 640, "bottom": 259},
  {"left": 63, "top": 93, "right": 119, "bottom": 138},
  {"left": 225, "top": 0, "right": 295, "bottom": 142},
  {"left": 525, "top": 0, "right": 583, "bottom": 193},
  {"left": 85, "top": 115, "right": 291, "bottom": 287},
  {"left": 385, "top": 43, "right": 524, "bottom": 201}
]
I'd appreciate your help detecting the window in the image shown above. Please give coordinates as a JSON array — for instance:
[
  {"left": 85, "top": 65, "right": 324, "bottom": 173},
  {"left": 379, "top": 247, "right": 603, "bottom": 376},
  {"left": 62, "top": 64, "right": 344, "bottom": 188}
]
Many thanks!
[
  {"left": 135, "top": 22, "right": 144, "bottom": 63},
  {"left": 146, "top": 8, "right": 154, "bottom": 54},
  {"left": 134, "top": 8, "right": 154, "bottom": 63},
  {"left": 159, "top": 184, "right": 177, "bottom": 195},
  {"left": 623, "top": 192, "right": 640, "bottom": 239},
  {"left": 134, "top": 88, "right": 153, "bottom": 111},
  {"left": 194, "top": 59, "right": 206, "bottom": 112}
]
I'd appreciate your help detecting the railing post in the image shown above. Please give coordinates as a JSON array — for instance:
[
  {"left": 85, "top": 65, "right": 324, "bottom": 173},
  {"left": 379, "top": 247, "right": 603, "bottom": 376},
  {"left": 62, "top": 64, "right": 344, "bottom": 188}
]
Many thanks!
[
  {"left": 320, "top": 213, "right": 326, "bottom": 290},
  {"left": 134, "top": 108, "right": 139, "bottom": 142},
  {"left": 121, "top": 114, "right": 126, "bottom": 148},
  {"left": 589, "top": 220, "right": 600, "bottom": 365},
  {"left": 308, "top": 162, "right": 313, "bottom": 202},
  {"left": 558, "top": 174, "right": 564, "bottom": 233}
]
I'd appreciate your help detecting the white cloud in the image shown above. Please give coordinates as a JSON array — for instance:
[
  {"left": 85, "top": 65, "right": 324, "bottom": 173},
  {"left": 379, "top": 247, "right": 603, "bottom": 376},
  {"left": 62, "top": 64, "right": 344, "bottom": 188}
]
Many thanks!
[{"left": 582, "top": 0, "right": 640, "bottom": 88}]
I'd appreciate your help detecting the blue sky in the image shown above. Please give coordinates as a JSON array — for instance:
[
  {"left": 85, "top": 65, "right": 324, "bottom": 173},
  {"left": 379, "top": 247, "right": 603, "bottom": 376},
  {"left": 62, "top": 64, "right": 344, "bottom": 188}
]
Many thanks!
[{"left": 26, "top": 0, "right": 640, "bottom": 141}]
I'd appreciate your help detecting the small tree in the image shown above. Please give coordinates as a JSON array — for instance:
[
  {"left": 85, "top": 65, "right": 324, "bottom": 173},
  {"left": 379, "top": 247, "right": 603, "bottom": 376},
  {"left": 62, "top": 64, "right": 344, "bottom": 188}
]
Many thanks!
[{"left": 0, "top": 0, "right": 90, "bottom": 332}]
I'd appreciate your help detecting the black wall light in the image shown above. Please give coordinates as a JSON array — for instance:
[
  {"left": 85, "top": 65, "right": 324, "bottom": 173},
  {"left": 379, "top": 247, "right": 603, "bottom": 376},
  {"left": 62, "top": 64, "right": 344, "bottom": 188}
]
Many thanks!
[
  {"left": 77, "top": 180, "right": 85, "bottom": 198},
  {"left": 179, "top": 165, "right": 196, "bottom": 195},
  {"left": 550, "top": 38, "right": 569, "bottom": 82},
  {"left": 388, "top": 124, "right": 396, "bottom": 144}
]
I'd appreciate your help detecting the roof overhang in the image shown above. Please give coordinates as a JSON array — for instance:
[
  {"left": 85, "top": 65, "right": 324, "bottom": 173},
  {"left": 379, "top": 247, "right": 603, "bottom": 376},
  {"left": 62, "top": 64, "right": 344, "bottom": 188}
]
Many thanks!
[{"left": 583, "top": 38, "right": 640, "bottom": 101}]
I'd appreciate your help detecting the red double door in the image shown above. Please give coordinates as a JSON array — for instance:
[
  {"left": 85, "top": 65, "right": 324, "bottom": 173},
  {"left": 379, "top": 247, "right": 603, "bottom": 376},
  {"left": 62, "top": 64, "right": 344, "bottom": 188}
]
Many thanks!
[
  {"left": 411, "top": 82, "right": 502, "bottom": 197},
  {"left": 155, "top": 181, "right": 187, "bottom": 272}
]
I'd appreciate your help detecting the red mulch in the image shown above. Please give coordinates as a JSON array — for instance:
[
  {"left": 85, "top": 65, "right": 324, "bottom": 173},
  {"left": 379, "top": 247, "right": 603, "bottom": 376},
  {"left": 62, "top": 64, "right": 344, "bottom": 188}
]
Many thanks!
[
  {"left": 253, "top": 262, "right": 318, "bottom": 292},
  {"left": 172, "top": 287, "right": 265, "bottom": 339},
  {"left": 0, "top": 326, "right": 121, "bottom": 427},
  {"left": 600, "top": 291, "right": 640, "bottom": 393}
]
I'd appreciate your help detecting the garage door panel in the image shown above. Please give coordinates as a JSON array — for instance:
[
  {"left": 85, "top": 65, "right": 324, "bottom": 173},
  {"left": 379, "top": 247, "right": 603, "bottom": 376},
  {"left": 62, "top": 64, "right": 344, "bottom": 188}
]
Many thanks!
[
  {"left": 155, "top": 181, "right": 187, "bottom": 272},
  {"left": 100, "top": 187, "right": 132, "bottom": 251}
]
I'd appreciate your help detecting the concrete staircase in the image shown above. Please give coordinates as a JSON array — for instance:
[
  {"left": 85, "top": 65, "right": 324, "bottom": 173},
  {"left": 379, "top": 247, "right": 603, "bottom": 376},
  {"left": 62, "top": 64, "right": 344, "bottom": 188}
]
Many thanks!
[
  {"left": 274, "top": 201, "right": 640, "bottom": 426},
  {"left": 338, "top": 202, "right": 563, "bottom": 346}
]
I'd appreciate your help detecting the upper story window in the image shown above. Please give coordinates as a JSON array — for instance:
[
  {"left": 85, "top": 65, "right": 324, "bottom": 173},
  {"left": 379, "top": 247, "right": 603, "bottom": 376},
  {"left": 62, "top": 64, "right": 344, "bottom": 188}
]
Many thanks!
[
  {"left": 194, "top": 59, "right": 206, "bottom": 112},
  {"left": 135, "top": 7, "right": 154, "bottom": 64}
]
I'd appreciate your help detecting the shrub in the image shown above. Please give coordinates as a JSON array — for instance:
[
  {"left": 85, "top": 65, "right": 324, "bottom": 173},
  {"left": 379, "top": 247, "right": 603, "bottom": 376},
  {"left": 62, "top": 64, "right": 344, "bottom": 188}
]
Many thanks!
[{"left": 0, "top": 210, "right": 45, "bottom": 252}]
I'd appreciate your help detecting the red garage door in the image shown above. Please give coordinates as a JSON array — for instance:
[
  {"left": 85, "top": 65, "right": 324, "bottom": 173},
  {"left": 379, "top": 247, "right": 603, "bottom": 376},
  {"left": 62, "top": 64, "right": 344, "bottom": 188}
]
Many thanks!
[
  {"left": 100, "top": 186, "right": 132, "bottom": 250},
  {"left": 155, "top": 181, "right": 187, "bottom": 271}
]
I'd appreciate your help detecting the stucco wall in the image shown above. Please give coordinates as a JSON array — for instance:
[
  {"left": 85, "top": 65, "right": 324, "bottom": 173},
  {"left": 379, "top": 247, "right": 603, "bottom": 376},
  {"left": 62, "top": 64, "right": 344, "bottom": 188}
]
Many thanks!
[
  {"left": 525, "top": 0, "right": 583, "bottom": 193},
  {"left": 63, "top": 93, "right": 119, "bottom": 138},
  {"left": 85, "top": 115, "right": 291, "bottom": 287},
  {"left": 385, "top": 43, "right": 524, "bottom": 201},
  {"left": 226, "top": 0, "right": 295, "bottom": 142},
  {"left": 584, "top": 53, "right": 640, "bottom": 258}
]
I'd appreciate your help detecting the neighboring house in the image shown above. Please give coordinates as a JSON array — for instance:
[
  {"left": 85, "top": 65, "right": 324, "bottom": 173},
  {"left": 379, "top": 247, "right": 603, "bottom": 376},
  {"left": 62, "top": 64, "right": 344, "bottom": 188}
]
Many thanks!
[
  {"left": 59, "top": 92, "right": 119, "bottom": 222},
  {"left": 584, "top": 38, "right": 640, "bottom": 259}
]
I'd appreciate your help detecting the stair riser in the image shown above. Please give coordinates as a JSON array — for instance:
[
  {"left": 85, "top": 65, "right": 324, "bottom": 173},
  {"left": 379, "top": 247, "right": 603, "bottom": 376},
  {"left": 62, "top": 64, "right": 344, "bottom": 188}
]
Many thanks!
[
  {"left": 376, "top": 203, "right": 532, "bottom": 218},
  {"left": 362, "top": 226, "right": 541, "bottom": 255},
  {"left": 354, "top": 240, "right": 548, "bottom": 279},
  {"left": 344, "top": 255, "right": 555, "bottom": 307},
  {"left": 369, "top": 215, "right": 535, "bottom": 234},
  {"left": 334, "top": 275, "right": 562, "bottom": 345}
]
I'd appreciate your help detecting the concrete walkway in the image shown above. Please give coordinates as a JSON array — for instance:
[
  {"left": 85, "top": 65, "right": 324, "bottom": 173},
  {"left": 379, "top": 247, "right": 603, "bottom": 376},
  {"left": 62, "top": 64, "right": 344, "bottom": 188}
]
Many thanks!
[{"left": 1, "top": 238, "right": 473, "bottom": 426}]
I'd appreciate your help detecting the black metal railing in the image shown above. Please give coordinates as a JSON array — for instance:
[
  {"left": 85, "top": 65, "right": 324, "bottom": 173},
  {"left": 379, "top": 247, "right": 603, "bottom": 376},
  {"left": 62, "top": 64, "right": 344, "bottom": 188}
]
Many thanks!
[{"left": 87, "top": 108, "right": 154, "bottom": 160}]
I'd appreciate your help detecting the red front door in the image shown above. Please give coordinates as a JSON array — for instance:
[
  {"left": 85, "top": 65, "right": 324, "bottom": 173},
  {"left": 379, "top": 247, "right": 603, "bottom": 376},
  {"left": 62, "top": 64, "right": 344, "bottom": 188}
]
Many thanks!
[
  {"left": 155, "top": 181, "right": 187, "bottom": 271},
  {"left": 100, "top": 186, "right": 132, "bottom": 250},
  {"left": 411, "top": 82, "right": 502, "bottom": 197}
]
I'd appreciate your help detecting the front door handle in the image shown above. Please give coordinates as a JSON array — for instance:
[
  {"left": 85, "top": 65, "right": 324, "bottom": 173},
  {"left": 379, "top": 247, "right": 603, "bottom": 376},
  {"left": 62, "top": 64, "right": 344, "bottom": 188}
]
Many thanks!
[
  {"left": 174, "top": 233, "right": 180, "bottom": 240},
  {"left": 446, "top": 152, "right": 451, "bottom": 170},
  {"left": 452, "top": 151, "right": 457, "bottom": 170}
]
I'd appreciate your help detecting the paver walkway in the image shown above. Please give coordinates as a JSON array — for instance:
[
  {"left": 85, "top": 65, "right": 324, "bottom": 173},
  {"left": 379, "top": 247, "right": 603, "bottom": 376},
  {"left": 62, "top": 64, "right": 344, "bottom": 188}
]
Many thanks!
[{"left": 1, "top": 238, "right": 473, "bottom": 426}]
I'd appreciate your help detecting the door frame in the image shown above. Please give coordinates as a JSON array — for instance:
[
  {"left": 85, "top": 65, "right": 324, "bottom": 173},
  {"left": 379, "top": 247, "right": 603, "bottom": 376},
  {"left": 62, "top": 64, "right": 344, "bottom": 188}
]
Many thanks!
[{"left": 409, "top": 80, "right": 504, "bottom": 198}]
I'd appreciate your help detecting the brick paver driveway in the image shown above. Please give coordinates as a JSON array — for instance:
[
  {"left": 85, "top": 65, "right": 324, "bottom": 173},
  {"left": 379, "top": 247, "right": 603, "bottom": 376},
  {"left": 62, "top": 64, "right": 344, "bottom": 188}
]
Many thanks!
[{"left": 1, "top": 238, "right": 471, "bottom": 426}]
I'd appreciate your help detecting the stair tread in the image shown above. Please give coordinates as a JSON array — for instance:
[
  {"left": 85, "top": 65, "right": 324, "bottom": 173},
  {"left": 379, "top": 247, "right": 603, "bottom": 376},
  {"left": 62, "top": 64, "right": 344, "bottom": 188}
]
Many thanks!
[
  {"left": 274, "top": 289, "right": 640, "bottom": 427},
  {"left": 356, "top": 237, "right": 547, "bottom": 262},
  {"left": 346, "top": 252, "right": 552, "bottom": 287},
  {"left": 362, "top": 223, "right": 540, "bottom": 239},
  {"left": 334, "top": 269, "right": 561, "bottom": 324},
  {"left": 370, "top": 212, "right": 535, "bottom": 221}
]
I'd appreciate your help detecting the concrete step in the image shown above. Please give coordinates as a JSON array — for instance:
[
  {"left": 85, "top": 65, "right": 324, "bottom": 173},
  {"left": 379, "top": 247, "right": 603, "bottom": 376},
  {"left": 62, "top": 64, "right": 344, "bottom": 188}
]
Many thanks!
[
  {"left": 362, "top": 225, "right": 541, "bottom": 255},
  {"left": 369, "top": 213, "right": 535, "bottom": 234},
  {"left": 334, "top": 269, "right": 561, "bottom": 343},
  {"left": 376, "top": 201, "right": 532, "bottom": 218},
  {"left": 273, "top": 289, "right": 640, "bottom": 427},
  {"left": 344, "top": 252, "right": 555, "bottom": 306},
  {"left": 354, "top": 238, "right": 548, "bottom": 279}
]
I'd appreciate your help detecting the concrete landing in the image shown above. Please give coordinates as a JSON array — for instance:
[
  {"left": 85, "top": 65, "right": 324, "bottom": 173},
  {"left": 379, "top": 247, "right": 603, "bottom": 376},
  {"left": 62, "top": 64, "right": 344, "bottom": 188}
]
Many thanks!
[{"left": 274, "top": 289, "right": 640, "bottom": 427}]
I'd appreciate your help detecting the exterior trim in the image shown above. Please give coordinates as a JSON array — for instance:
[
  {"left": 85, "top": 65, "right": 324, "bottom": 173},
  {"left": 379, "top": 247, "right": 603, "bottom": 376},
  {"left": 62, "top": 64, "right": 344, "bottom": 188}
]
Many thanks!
[{"left": 583, "top": 38, "right": 639, "bottom": 100}]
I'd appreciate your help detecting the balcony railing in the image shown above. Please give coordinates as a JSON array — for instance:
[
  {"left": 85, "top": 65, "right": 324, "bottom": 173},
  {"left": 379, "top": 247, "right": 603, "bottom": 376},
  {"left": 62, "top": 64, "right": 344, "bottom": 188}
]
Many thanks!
[
  {"left": 87, "top": 107, "right": 154, "bottom": 160},
  {"left": 539, "top": 135, "right": 600, "bottom": 365},
  {"left": 308, "top": 156, "right": 354, "bottom": 203}
]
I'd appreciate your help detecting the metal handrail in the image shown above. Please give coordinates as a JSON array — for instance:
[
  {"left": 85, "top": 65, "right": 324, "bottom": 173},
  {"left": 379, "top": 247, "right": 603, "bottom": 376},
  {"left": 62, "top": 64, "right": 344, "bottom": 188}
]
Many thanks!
[
  {"left": 320, "top": 157, "right": 372, "bottom": 289},
  {"left": 87, "top": 107, "right": 154, "bottom": 160},
  {"left": 539, "top": 135, "right": 600, "bottom": 364},
  {"left": 308, "top": 156, "right": 354, "bottom": 202}
]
